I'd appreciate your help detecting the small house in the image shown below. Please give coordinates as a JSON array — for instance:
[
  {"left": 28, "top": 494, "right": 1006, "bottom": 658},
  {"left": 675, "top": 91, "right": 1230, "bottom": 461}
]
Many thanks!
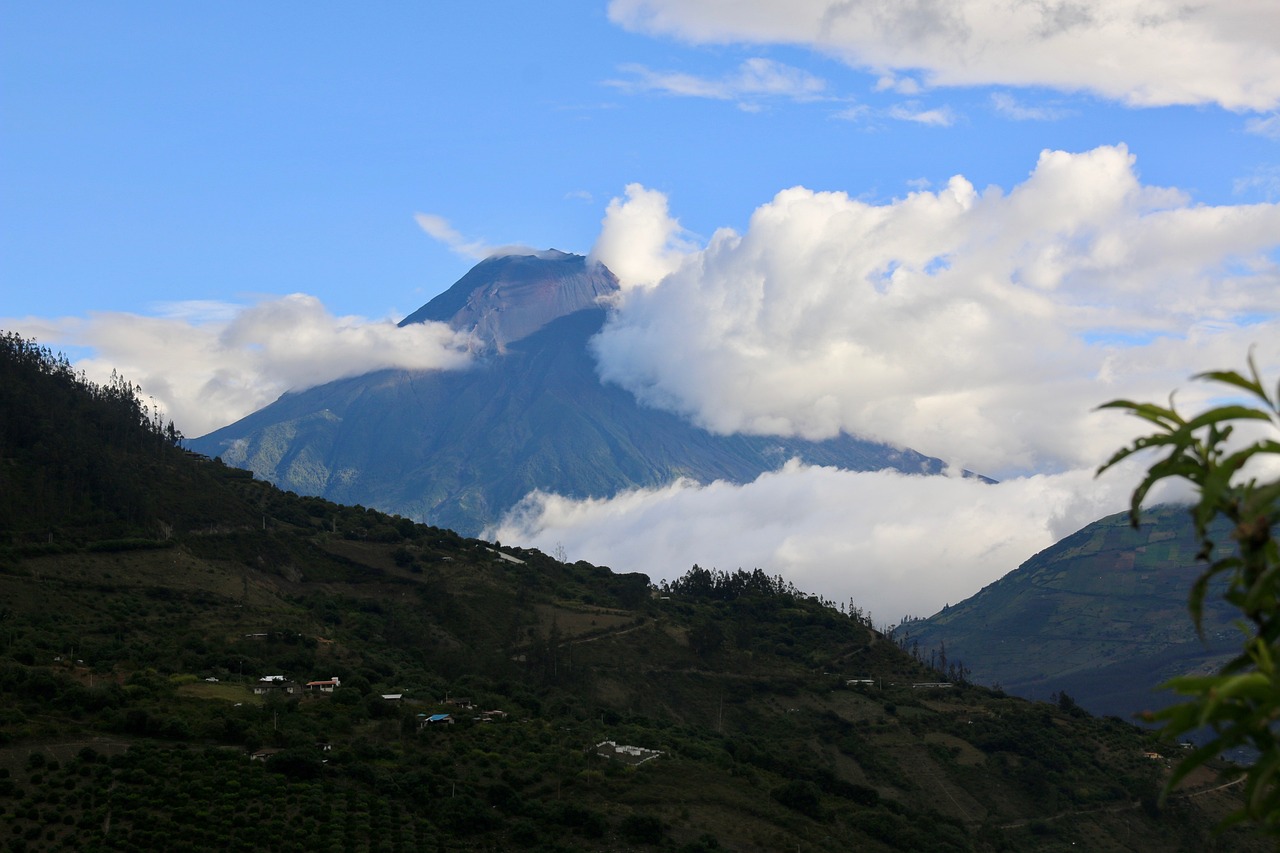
[
  {"left": 252, "top": 676, "right": 299, "bottom": 696},
  {"left": 306, "top": 677, "right": 341, "bottom": 693},
  {"left": 418, "top": 713, "right": 453, "bottom": 729}
]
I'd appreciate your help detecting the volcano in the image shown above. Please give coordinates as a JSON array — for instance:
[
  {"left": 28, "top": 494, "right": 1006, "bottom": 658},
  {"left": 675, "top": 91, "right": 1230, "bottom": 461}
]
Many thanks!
[{"left": 189, "top": 250, "right": 949, "bottom": 535}]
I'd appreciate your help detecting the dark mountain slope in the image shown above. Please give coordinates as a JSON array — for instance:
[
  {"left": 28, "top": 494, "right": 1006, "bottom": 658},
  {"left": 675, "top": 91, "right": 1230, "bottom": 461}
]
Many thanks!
[
  {"left": 897, "top": 505, "right": 1240, "bottom": 720},
  {"left": 0, "top": 332, "right": 1266, "bottom": 851},
  {"left": 191, "top": 253, "right": 946, "bottom": 534}
]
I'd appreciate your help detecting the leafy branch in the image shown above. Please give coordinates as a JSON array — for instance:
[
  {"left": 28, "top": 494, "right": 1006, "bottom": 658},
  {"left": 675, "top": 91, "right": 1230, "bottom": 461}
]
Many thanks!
[{"left": 1098, "top": 353, "right": 1280, "bottom": 832}]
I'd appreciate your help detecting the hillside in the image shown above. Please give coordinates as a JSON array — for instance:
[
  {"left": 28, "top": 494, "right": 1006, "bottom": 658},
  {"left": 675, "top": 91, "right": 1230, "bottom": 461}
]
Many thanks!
[
  {"left": 188, "top": 252, "right": 951, "bottom": 536},
  {"left": 897, "top": 506, "right": 1240, "bottom": 721},
  {"left": 0, "top": 332, "right": 1266, "bottom": 851}
]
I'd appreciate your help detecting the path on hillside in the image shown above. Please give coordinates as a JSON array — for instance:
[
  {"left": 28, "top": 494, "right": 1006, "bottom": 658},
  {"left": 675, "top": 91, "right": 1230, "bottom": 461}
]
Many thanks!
[{"left": 564, "top": 620, "right": 648, "bottom": 645}]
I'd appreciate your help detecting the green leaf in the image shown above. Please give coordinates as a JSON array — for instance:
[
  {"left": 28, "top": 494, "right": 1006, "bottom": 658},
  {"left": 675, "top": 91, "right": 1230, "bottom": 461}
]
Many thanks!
[{"left": 1193, "top": 369, "right": 1266, "bottom": 399}]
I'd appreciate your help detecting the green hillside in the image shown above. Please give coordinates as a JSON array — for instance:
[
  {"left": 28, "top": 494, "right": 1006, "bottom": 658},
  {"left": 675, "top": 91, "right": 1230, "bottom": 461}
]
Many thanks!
[
  {"left": 897, "top": 506, "right": 1241, "bottom": 721},
  {"left": 0, "top": 332, "right": 1265, "bottom": 851}
]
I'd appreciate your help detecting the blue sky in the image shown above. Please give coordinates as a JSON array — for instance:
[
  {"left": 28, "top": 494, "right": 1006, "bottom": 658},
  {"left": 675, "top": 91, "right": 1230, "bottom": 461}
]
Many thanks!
[
  {"left": 4, "top": 2, "right": 1279, "bottom": 619},
  {"left": 5, "top": 3, "right": 1276, "bottom": 322}
]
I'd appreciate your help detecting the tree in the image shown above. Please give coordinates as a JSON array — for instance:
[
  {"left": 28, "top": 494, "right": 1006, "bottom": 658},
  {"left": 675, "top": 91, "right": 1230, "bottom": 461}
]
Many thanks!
[
  {"left": 1098, "top": 353, "right": 1280, "bottom": 833},
  {"left": 687, "top": 619, "right": 724, "bottom": 658}
]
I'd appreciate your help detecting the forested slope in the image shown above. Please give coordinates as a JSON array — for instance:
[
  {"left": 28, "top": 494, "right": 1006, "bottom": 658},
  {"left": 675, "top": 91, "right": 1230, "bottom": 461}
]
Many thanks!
[{"left": 0, "top": 332, "right": 1263, "bottom": 851}]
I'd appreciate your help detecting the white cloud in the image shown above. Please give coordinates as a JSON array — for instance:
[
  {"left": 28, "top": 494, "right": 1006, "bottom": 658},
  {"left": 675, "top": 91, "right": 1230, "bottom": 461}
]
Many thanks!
[
  {"left": 1234, "top": 165, "right": 1280, "bottom": 202},
  {"left": 1246, "top": 112, "right": 1280, "bottom": 139},
  {"left": 991, "top": 92, "right": 1070, "bottom": 121},
  {"left": 589, "top": 146, "right": 1280, "bottom": 479},
  {"left": 489, "top": 458, "right": 1178, "bottom": 624},
  {"left": 607, "top": 57, "right": 831, "bottom": 105},
  {"left": 831, "top": 104, "right": 870, "bottom": 122},
  {"left": 415, "top": 213, "right": 545, "bottom": 262},
  {"left": 887, "top": 102, "right": 957, "bottom": 126},
  {"left": 608, "top": 0, "right": 1280, "bottom": 111},
  {"left": 4, "top": 296, "right": 474, "bottom": 438},
  {"left": 413, "top": 213, "right": 493, "bottom": 259},
  {"left": 874, "top": 74, "right": 920, "bottom": 95},
  {"left": 587, "top": 183, "right": 699, "bottom": 290}
]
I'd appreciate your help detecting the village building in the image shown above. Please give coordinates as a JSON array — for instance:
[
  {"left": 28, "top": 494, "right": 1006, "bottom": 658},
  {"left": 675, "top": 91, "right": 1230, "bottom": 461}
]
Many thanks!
[
  {"left": 252, "top": 676, "right": 300, "bottom": 696},
  {"left": 305, "top": 677, "right": 341, "bottom": 693},
  {"left": 594, "top": 740, "right": 662, "bottom": 766}
]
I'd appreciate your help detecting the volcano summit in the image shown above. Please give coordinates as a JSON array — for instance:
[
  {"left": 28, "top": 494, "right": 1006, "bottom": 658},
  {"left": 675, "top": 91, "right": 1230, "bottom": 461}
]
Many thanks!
[{"left": 190, "top": 251, "right": 948, "bottom": 535}]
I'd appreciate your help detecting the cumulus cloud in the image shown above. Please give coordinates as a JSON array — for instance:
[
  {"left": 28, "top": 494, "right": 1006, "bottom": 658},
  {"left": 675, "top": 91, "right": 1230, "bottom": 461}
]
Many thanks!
[
  {"left": 589, "top": 145, "right": 1280, "bottom": 478},
  {"left": 608, "top": 0, "right": 1280, "bottom": 110},
  {"left": 502, "top": 143, "right": 1279, "bottom": 618},
  {"left": 5, "top": 295, "right": 474, "bottom": 437},
  {"left": 607, "top": 57, "right": 831, "bottom": 106},
  {"left": 587, "top": 183, "right": 699, "bottom": 290},
  {"left": 489, "top": 458, "right": 1182, "bottom": 624}
]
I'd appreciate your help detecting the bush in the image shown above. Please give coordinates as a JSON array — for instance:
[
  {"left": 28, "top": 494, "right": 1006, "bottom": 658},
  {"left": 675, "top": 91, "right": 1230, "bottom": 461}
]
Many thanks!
[
  {"left": 619, "top": 813, "right": 665, "bottom": 845},
  {"left": 770, "top": 780, "right": 823, "bottom": 819}
]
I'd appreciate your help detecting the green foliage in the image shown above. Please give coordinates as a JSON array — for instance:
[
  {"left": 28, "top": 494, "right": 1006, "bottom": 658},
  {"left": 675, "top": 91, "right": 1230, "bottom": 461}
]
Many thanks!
[
  {"left": 0, "top": 333, "right": 1270, "bottom": 852},
  {"left": 618, "top": 812, "right": 666, "bottom": 845},
  {"left": 770, "top": 779, "right": 824, "bottom": 819},
  {"left": 1099, "top": 353, "right": 1280, "bottom": 832}
]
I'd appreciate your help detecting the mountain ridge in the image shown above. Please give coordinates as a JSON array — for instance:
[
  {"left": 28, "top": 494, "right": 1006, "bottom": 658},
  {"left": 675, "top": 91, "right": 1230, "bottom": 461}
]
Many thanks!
[{"left": 896, "top": 504, "right": 1240, "bottom": 722}]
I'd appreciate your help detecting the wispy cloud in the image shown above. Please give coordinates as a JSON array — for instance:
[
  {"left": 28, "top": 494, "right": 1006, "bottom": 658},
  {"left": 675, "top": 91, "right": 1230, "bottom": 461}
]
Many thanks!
[
  {"left": 414, "top": 213, "right": 547, "bottom": 262},
  {"left": 874, "top": 74, "right": 920, "bottom": 95},
  {"left": 413, "top": 213, "right": 494, "bottom": 260},
  {"left": 1245, "top": 113, "right": 1280, "bottom": 140},
  {"left": 887, "top": 102, "right": 956, "bottom": 127},
  {"left": 1234, "top": 165, "right": 1280, "bottom": 202},
  {"left": 991, "top": 92, "right": 1070, "bottom": 121},
  {"left": 607, "top": 57, "right": 832, "bottom": 107}
]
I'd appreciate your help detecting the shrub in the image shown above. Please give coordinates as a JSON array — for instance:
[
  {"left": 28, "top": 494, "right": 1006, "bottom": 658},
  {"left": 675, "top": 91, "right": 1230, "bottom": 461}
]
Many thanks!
[{"left": 618, "top": 813, "right": 665, "bottom": 845}]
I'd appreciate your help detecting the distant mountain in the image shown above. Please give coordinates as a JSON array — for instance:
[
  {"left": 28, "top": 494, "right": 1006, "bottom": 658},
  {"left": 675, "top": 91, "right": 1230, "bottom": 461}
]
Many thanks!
[
  {"left": 897, "top": 505, "right": 1239, "bottom": 721},
  {"left": 189, "top": 251, "right": 951, "bottom": 535}
]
